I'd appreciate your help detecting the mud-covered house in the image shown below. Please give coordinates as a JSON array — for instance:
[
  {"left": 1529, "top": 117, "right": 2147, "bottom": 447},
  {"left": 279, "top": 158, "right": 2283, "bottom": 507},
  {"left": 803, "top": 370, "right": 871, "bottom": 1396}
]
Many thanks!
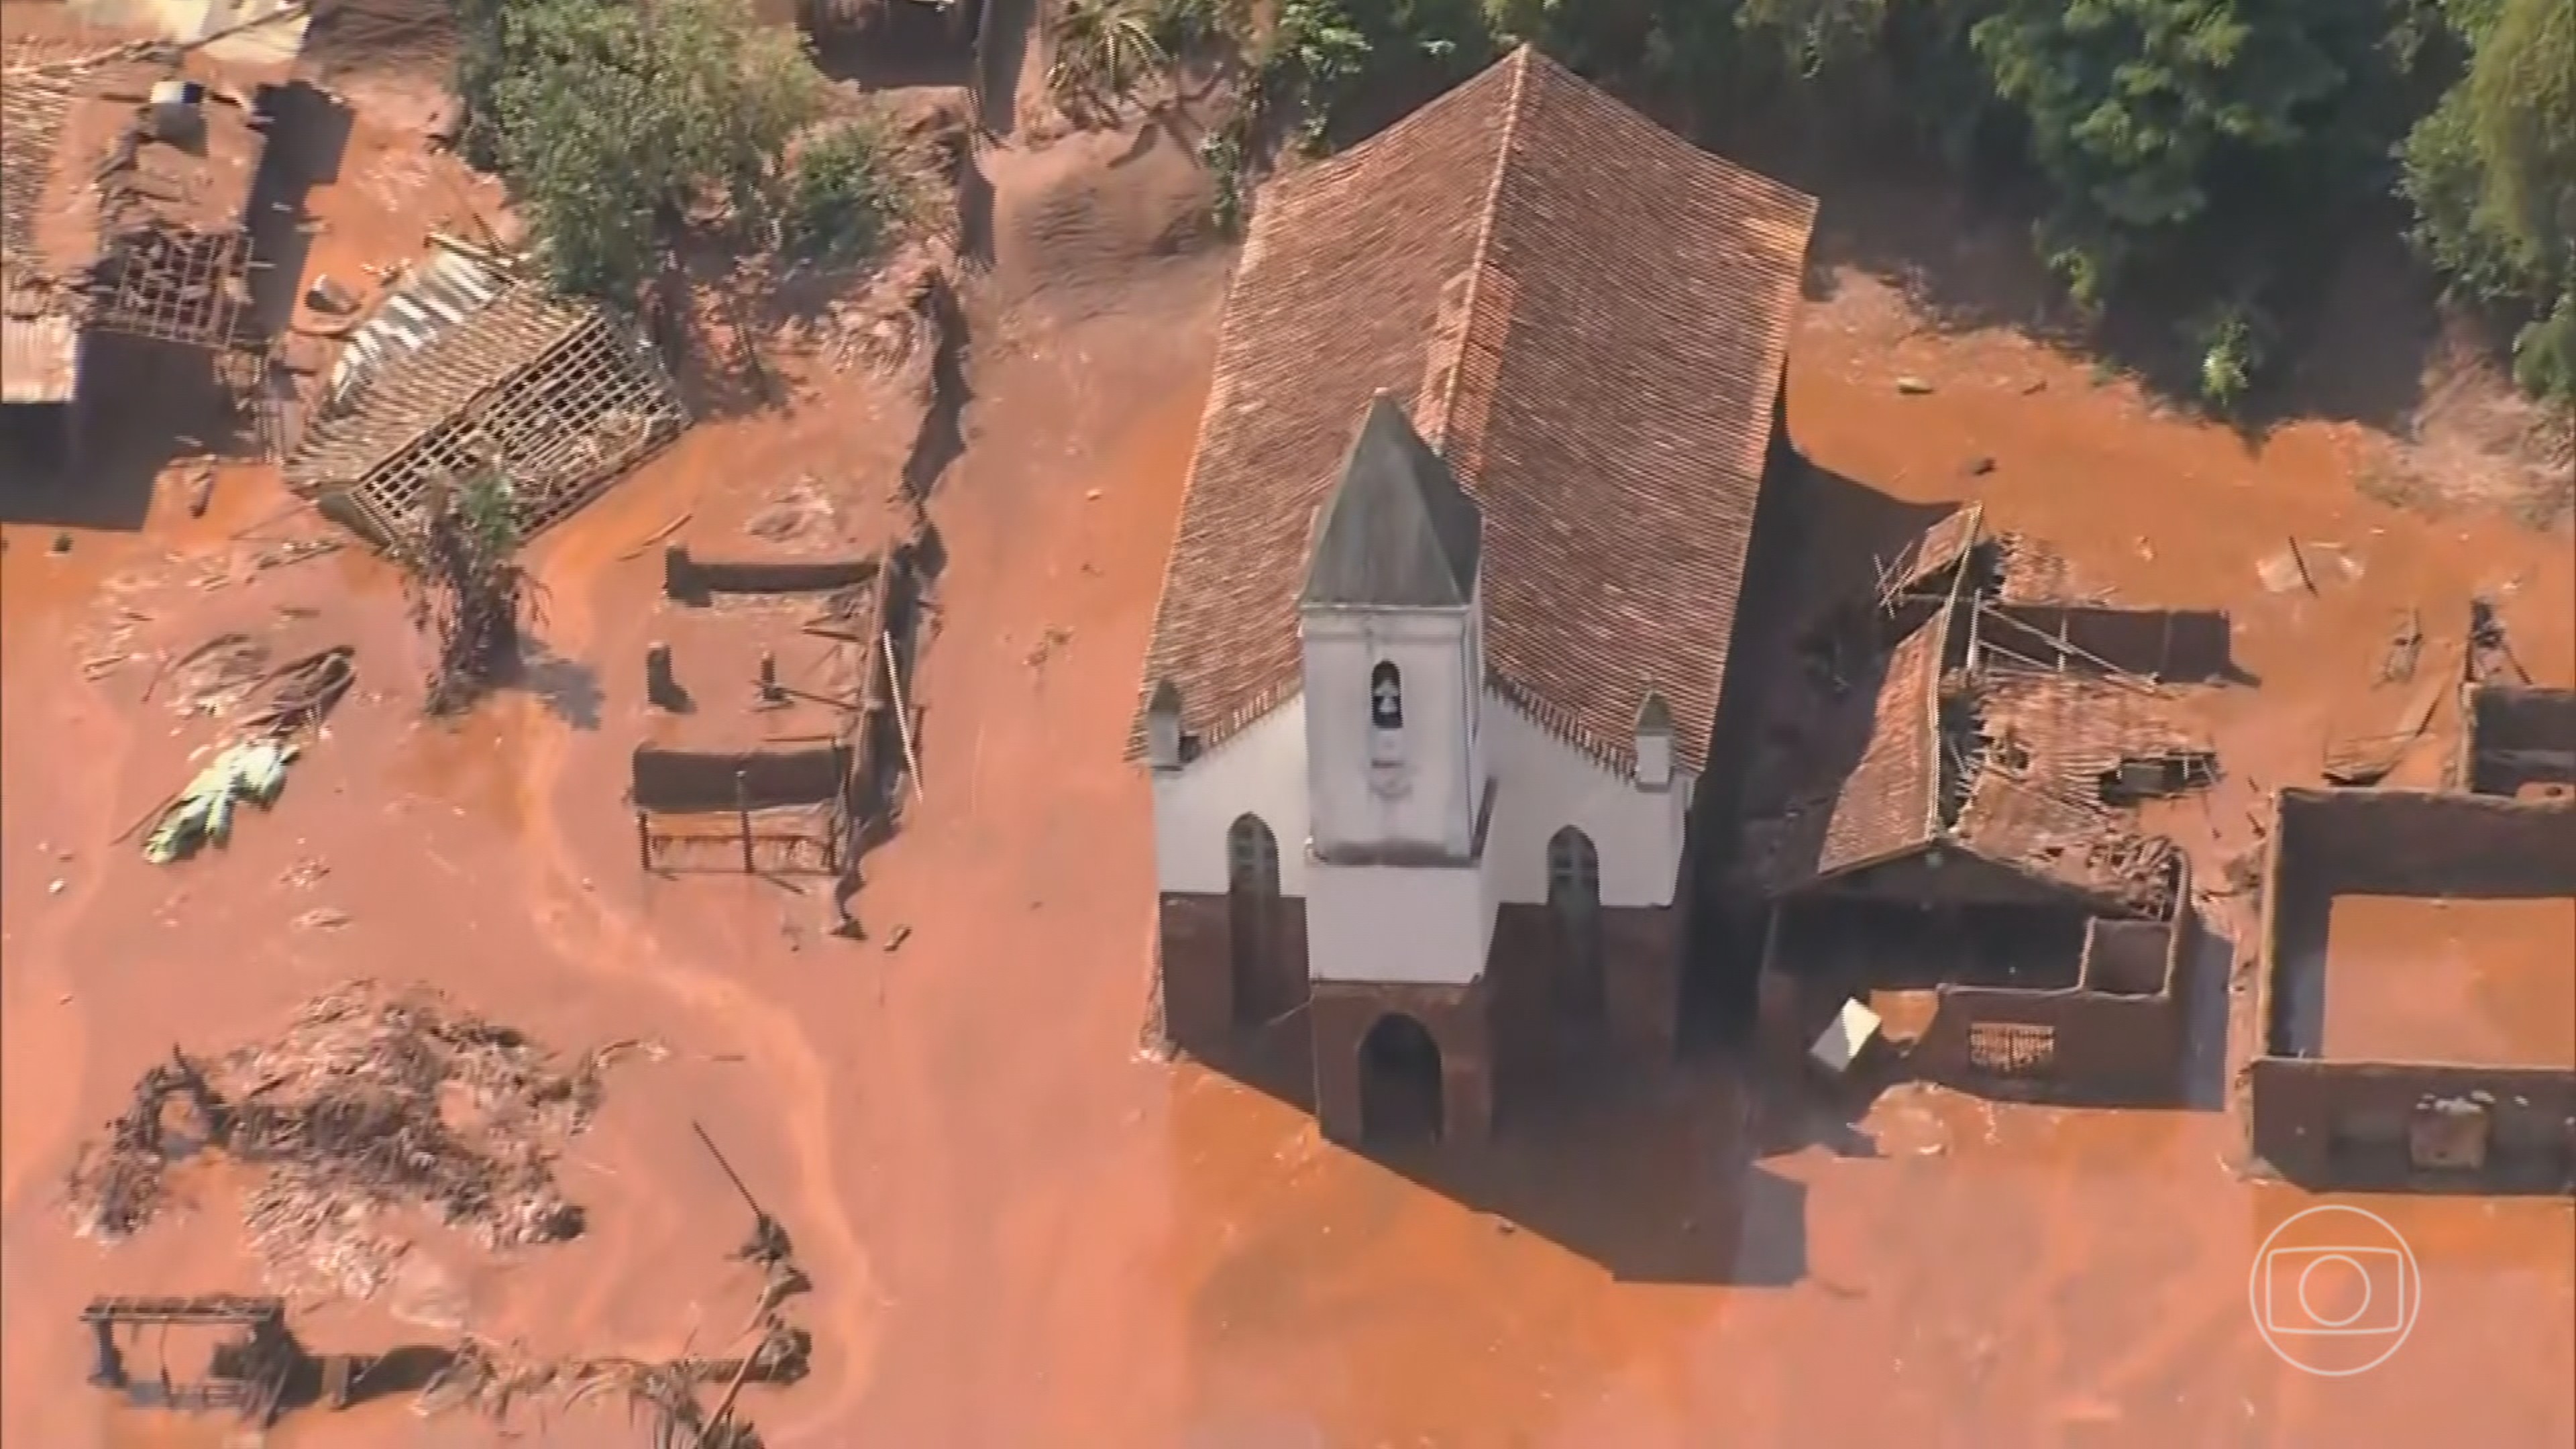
[
  {"left": 1742, "top": 509, "right": 2224, "bottom": 1104},
  {"left": 2, "top": 48, "right": 268, "bottom": 464},
  {"left": 1128, "top": 46, "right": 1819, "bottom": 1146}
]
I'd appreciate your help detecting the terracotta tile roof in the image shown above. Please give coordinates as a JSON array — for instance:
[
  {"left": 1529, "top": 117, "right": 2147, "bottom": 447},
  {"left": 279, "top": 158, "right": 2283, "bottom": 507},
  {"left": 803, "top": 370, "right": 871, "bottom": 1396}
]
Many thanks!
[
  {"left": 1746, "top": 602, "right": 1946, "bottom": 890},
  {"left": 1129, "top": 45, "right": 1818, "bottom": 773}
]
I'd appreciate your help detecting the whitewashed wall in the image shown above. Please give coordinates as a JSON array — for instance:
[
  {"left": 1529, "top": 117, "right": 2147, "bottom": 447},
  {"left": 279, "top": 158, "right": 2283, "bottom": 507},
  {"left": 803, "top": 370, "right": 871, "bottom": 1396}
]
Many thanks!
[
  {"left": 1305, "top": 856, "right": 1496, "bottom": 985},
  {"left": 1149, "top": 689, "right": 1691, "bottom": 914},
  {"left": 1150, "top": 697, "right": 1313, "bottom": 896},
  {"left": 1300, "top": 606, "right": 1481, "bottom": 859},
  {"left": 1479, "top": 697, "right": 1693, "bottom": 910}
]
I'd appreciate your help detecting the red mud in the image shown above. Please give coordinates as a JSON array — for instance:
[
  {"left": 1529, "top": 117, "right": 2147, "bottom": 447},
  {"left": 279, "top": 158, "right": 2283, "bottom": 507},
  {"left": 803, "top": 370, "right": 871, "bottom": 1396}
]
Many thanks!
[
  {"left": 6, "top": 97, "right": 2574, "bottom": 1449},
  {"left": 2322, "top": 896, "right": 2576, "bottom": 1068}
]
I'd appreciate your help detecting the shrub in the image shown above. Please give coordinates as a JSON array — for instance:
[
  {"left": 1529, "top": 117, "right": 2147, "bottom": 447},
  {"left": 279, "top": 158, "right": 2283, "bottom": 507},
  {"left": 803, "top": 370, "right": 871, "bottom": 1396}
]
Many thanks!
[{"left": 786, "top": 119, "right": 912, "bottom": 264}]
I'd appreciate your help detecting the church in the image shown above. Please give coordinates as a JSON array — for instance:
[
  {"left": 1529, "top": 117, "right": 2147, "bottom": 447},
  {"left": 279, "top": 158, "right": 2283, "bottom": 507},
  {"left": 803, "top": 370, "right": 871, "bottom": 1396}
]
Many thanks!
[{"left": 1128, "top": 45, "right": 1818, "bottom": 1144}]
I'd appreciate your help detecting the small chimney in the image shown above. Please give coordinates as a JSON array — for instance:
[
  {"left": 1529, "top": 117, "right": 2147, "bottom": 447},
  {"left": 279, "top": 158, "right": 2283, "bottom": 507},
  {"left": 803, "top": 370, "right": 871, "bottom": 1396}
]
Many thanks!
[
  {"left": 1145, "top": 678, "right": 1184, "bottom": 770},
  {"left": 1633, "top": 690, "right": 1673, "bottom": 790},
  {"left": 756, "top": 650, "right": 784, "bottom": 706}
]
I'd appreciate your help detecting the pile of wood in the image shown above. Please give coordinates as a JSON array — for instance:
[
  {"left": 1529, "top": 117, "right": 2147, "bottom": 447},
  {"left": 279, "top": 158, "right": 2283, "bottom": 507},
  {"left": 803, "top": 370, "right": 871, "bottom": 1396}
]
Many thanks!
[{"left": 64, "top": 981, "right": 654, "bottom": 1300}]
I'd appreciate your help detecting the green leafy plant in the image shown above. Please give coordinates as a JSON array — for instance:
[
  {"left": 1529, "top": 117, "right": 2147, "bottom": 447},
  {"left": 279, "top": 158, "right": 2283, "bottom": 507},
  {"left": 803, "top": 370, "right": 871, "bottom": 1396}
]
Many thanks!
[
  {"left": 2398, "top": 0, "right": 2575, "bottom": 399},
  {"left": 402, "top": 471, "right": 534, "bottom": 716},
  {"left": 1053, "top": 0, "right": 1171, "bottom": 107},
  {"left": 786, "top": 117, "right": 911, "bottom": 264},
  {"left": 1200, "top": 121, "right": 1249, "bottom": 233},
  {"left": 2188, "top": 301, "right": 2272, "bottom": 412}
]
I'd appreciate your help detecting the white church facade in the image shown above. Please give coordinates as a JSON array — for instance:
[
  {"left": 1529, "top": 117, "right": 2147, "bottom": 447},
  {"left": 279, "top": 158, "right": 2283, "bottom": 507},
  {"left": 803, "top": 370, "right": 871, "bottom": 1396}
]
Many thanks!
[{"left": 1128, "top": 46, "right": 1818, "bottom": 1144}]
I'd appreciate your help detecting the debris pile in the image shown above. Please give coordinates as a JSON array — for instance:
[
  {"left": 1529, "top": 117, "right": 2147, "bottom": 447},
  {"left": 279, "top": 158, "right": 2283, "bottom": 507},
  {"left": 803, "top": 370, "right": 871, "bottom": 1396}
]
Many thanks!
[
  {"left": 140, "top": 645, "right": 356, "bottom": 863},
  {"left": 65, "top": 981, "right": 654, "bottom": 1301},
  {"left": 415, "top": 1125, "right": 817, "bottom": 1448}
]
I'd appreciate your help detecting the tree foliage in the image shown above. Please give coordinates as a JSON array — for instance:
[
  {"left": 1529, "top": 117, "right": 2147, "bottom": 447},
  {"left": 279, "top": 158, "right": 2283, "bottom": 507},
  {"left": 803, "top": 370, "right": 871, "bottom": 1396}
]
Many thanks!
[
  {"left": 785, "top": 117, "right": 914, "bottom": 264},
  {"left": 2400, "top": 0, "right": 2575, "bottom": 395},
  {"left": 1968, "top": 1, "right": 2348, "bottom": 313},
  {"left": 1137, "top": 0, "right": 2575, "bottom": 402},
  {"left": 401, "top": 473, "right": 533, "bottom": 716},
  {"left": 462, "top": 0, "right": 823, "bottom": 297}
]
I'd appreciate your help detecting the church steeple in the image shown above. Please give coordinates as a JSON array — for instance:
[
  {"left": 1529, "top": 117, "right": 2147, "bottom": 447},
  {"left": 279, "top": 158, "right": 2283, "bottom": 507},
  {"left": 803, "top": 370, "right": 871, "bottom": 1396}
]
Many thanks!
[
  {"left": 1298, "top": 397, "right": 1487, "bottom": 861},
  {"left": 1300, "top": 394, "right": 1483, "bottom": 610}
]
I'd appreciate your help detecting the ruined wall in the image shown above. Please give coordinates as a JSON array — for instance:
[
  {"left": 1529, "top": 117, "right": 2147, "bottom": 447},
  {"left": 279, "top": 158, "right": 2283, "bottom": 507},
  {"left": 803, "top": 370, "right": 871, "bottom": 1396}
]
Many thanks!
[
  {"left": 2247, "top": 1059, "right": 2576, "bottom": 1193},
  {"left": 2080, "top": 916, "right": 2171, "bottom": 996},
  {"left": 1909, "top": 894, "right": 2194, "bottom": 1106},
  {"left": 631, "top": 743, "right": 851, "bottom": 811},
  {"left": 2249, "top": 787, "right": 2576, "bottom": 1192},
  {"left": 2460, "top": 684, "right": 2576, "bottom": 796},
  {"left": 663, "top": 545, "right": 879, "bottom": 602},
  {"left": 1978, "top": 604, "right": 2233, "bottom": 681},
  {"left": 2259, "top": 790, "right": 2576, "bottom": 1059},
  {"left": 2272, "top": 789, "right": 2576, "bottom": 900},
  {"left": 1768, "top": 862, "right": 2196, "bottom": 1104}
]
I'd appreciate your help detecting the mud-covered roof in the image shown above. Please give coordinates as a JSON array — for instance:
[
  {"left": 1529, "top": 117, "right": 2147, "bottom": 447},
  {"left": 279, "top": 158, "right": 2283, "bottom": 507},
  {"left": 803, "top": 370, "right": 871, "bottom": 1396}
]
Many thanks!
[
  {"left": 287, "top": 238, "right": 586, "bottom": 493},
  {"left": 1129, "top": 44, "right": 1818, "bottom": 774},
  {"left": 1750, "top": 592, "right": 2191, "bottom": 916},
  {"left": 2, "top": 42, "right": 266, "bottom": 350}
]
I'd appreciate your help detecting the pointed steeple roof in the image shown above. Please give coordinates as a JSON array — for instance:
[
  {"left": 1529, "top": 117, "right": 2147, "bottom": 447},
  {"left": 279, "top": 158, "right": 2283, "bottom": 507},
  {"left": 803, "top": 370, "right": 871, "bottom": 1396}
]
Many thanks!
[{"left": 1299, "top": 395, "right": 1483, "bottom": 609}]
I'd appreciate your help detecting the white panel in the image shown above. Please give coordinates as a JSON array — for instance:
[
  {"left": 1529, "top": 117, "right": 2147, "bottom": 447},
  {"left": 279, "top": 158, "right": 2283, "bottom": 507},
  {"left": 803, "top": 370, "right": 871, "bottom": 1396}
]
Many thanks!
[
  {"left": 1301, "top": 606, "right": 1479, "bottom": 858},
  {"left": 1481, "top": 694, "right": 1692, "bottom": 909},
  {"left": 1305, "top": 857, "right": 1495, "bottom": 985},
  {"left": 1150, "top": 697, "right": 1313, "bottom": 896}
]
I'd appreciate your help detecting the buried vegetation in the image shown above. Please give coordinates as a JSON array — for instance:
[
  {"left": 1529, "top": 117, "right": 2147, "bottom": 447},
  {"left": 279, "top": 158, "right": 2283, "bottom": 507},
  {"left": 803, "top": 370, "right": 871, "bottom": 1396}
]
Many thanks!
[
  {"left": 396, "top": 472, "right": 536, "bottom": 715},
  {"left": 64, "top": 981, "right": 658, "bottom": 1301}
]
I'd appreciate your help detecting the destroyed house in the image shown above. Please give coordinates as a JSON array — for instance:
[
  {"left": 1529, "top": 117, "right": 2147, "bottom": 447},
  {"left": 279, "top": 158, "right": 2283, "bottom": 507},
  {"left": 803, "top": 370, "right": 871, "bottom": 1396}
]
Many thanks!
[
  {"left": 283, "top": 235, "right": 688, "bottom": 546},
  {"left": 1749, "top": 511, "right": 2217, "bottom": 1102},
  {"left": 2248, "top": 686, "right": 2576, "bottom": 1193},
  {"left": 3, "top": 46, "right": 268, "bottom": 429},
  {"left": 1131, "top": 44, "right": 1818, "bottom": 1144}
]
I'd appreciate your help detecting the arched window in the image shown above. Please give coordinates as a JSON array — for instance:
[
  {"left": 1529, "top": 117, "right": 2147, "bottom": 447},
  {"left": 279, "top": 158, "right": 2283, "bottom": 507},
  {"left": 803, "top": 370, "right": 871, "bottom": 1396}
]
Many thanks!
[
  {"left": 1369, "top": 660, "right": 1403, "bottom": 730},
  {"left": 1226, "top": 814, "right": 1280, "bottom": 896},
  {"left": 1547, "top": 827, "right": 1601, "bottom": 907}
]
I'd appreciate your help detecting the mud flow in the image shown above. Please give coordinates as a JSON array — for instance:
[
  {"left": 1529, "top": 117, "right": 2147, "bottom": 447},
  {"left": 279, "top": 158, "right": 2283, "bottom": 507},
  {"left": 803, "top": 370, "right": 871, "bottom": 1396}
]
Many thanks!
[{"left": 4, "top": 6, "right": 2571, "bottom": 1447}]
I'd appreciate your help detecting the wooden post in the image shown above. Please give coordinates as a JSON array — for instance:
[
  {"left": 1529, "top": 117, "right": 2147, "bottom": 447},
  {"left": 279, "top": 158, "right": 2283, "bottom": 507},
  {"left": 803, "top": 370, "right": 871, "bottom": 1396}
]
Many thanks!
[
  {"left": 735, "top": 768, "right": 755, "bottom": 875},
  {"left": 635, "top": 808, "right": 653, "bottom": 871},
  {"left": 881, "top": 631, "right": 924, "bottom": 802}
]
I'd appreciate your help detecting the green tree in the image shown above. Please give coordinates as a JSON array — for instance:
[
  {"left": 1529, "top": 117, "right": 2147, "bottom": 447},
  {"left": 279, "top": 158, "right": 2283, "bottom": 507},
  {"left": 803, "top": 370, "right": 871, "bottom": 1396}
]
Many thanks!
[
  {"left": 1970, "top": 0, "right": 2348, "bottom": 312},
  {"left": 479, "top": 0, "right": 821, "bottom": 297},
  {"left": 2400, "top": 0, "right": 2575, "bottom": 395}
]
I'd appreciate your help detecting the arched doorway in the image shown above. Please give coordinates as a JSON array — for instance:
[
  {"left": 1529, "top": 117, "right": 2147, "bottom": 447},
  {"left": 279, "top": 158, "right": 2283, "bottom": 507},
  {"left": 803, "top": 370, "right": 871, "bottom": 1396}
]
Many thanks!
[
  {"left": 1226, "top": 814, "right": 1285, "bottom": 1025},
  {"left": 1548, "top": 826, "right": 1603, "bottom": 1016},
  {"left": 1359, "top": 1012, "right": 1444, "bottom": 1143}
]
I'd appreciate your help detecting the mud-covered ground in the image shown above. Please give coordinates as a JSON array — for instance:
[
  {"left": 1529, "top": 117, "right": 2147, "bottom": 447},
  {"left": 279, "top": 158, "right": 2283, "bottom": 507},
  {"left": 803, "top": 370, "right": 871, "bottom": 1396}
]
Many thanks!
[{"left": 4, "top": 11, "right": 2572, "bottom": 1447}]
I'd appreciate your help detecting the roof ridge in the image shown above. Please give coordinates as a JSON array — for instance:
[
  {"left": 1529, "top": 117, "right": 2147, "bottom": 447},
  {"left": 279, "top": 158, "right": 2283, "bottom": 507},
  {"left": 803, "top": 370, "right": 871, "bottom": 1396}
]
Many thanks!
[{"left": 1421, "top": 43, "right": 1532, "bottom": 460}]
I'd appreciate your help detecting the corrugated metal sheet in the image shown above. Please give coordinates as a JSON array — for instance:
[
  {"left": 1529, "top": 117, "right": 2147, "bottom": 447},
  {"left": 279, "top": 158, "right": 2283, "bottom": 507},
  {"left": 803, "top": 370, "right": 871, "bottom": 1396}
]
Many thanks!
[
  {"left": 1, "top": 311, "right": 81, "bottom": 404},
  {"left": 324, "top": 237, "right": 510, "bottom": 409}
]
